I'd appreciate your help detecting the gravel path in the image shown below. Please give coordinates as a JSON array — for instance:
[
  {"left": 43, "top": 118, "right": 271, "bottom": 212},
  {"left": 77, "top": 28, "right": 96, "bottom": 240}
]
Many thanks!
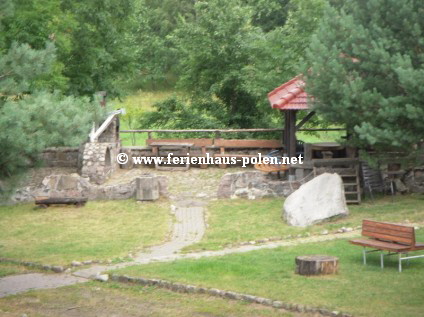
[{"left": 0, "top": 273, "right": 86, "bottom": 298}]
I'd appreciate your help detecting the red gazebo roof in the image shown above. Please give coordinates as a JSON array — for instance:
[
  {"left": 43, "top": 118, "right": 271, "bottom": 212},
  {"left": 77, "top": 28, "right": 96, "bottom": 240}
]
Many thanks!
[{"left": 268, "top": 75, "right": 311, "bottom": 110}]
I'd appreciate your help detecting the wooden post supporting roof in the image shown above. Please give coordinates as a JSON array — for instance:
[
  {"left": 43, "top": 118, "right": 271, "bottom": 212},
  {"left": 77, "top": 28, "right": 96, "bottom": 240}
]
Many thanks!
[{"left": 268, "top": 75, "right": 311, "bottom": 179}]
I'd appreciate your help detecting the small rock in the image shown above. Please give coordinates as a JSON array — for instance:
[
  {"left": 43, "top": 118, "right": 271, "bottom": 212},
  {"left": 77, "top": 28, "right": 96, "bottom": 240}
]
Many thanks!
[
  {"left": 64, "top": 268, "right": 71, "bottom": 273},
  {"left": 321, "top": 230, "right": 329, "bottom": 235},
  {"left": 106, "top": 259, "right": 112, "bottom": 264},
  {"left": 95, "top": 274, "right": 109, "bottom": 282},
  {"left": 71, "top": 261, "right": 82, "bottom": 267},
  {"left": 241, "top": 294, "right": 256, "bottom": 302},
  {"left": 249, "top": 241, "right": 256, "bottom": 245},
  {"left": 51, "top": 266, "right": 64, "bottom": 273},
  {"left": 414, "top": 226, "right": 420, "bottom": 230},
  {"left": 21, "top": 314, "right": 28, "bottom": 317},
  {"left": 83, "top": 260, "right": 93, "bottom": 265},
  {"left": 345, "top": 227, "right": 353, "bottom": 232},
  {"left": 272, "top": 301, "right": 283, "bottom": 308},
  {"left": 208, "top": 288, "right": 221, "bottom": 296}
]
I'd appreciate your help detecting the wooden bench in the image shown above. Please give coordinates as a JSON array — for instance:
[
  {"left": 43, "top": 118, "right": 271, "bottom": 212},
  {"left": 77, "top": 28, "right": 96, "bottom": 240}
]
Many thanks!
[
  {"left": 35, "top": 197, "right": 88, "bottom": 208},
  {"left": 146, "top": 139, "right": 214, "bottom": 168},
  {"left": 213, "top": 139, "right": 283, "bottom": 168},
  {"left": 349, "top": 219, "right": 424, "bottom": 272}
]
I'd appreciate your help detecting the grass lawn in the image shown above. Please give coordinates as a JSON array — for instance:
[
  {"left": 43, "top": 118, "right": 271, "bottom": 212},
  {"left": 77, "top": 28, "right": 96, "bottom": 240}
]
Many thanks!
[
  {"left": 113, "top": 230, "right": 424, "bottom": 317},
  {"left": 0, "top": 282, "right": 298, "bottom": 317},
  {"left": 0, "top": 200, "right": 171, "bottom": 265},
  {"left": 183, "top": 194, "right": 424, "bottom": 252}
]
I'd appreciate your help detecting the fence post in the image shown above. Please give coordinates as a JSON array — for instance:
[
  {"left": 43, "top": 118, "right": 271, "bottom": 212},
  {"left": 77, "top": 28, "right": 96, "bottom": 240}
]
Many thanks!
[{"left": 215, "top": 130, "right": 221, "bottom": 139}]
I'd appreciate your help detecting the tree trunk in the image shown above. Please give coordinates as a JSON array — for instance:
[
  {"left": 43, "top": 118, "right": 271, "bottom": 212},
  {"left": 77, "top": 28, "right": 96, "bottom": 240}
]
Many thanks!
[{"left": 295, "top": 255, "right": 339, "bottom": 276}]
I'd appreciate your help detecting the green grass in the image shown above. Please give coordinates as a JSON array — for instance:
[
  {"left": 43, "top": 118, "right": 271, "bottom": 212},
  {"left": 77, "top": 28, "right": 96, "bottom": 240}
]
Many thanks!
[
  {"left": 0, "top": 281, "right": 295, "bottom": 317},
  {"left": 113, "top": 230, "right": 424, "bottom": 317},
  {"left": 114, "top": 90, "right": 178, "bottom": 146},
  {"left": 0, "top": 200, "right": 171, "bottom": 265},
  {"left": 184, "top": 195, "right": 424, "bottom": 252}
]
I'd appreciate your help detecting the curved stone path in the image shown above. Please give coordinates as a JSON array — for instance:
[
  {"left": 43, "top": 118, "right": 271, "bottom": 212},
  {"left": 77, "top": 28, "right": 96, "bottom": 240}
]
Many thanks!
[
  {"left": 0, "top": 197, "right": 361, "bottom": 298},
  {"left": 0, "top": 200, "right": 207, "bottom": 297}
]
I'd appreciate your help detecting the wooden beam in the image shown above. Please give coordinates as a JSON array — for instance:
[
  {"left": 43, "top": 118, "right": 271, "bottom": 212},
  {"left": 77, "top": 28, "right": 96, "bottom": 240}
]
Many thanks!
[{"left": 296, "top": 111, "right": 316, "bottom": 130}]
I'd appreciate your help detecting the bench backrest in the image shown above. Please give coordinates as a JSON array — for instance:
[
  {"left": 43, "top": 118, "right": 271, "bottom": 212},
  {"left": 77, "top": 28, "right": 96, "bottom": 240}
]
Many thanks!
[
  {"left": 214, "top": 139, "right": 282, "bottom": 148},
  {"left": 146, "top": 138, "right": 213, "bottom": 147},
  {"left": 362, "top": 219, "right": 415, "bottom": 246}
]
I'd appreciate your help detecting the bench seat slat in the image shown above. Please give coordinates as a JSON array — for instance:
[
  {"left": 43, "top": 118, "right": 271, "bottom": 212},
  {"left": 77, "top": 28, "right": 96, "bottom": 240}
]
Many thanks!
[{"left": 349, "top": 239, "right": 412, "bottom": 252}]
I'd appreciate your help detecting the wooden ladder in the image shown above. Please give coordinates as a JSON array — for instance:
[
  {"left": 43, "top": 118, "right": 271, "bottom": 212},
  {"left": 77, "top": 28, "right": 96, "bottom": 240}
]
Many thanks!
[{"left": 312, "top": 158, "right": 361, "bottom": 204}]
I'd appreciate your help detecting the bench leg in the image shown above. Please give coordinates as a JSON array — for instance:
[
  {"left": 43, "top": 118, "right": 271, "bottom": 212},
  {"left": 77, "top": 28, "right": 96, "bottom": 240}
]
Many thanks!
[
  {"left": 399, "top": 253, "right": 402, "bottom": 272},
  {"left": 380, "top": 251, "right": 384, "bottom": 269},
  {"left": 363, "top": 247, "right": 367, "bottom": 265}
]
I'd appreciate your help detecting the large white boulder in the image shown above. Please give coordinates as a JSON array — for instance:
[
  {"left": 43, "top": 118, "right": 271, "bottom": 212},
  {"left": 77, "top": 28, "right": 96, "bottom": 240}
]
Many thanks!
[{"left": 283, "top": 173, "right": 349, "bottom": 227}]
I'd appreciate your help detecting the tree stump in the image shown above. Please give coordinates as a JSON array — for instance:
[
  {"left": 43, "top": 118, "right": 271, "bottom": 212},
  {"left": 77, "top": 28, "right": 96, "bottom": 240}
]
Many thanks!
[{"left": 295, "top": 255, "right": 339, "bottom": 276}]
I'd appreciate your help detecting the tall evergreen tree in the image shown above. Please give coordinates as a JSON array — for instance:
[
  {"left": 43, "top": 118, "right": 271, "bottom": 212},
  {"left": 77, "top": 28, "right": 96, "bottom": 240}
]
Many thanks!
[
  {"left": 0, "top": 1, "right": 105, "bottom": 178},
  {"left": 305, "top": 0, "right": 424, "bottom": 156}
]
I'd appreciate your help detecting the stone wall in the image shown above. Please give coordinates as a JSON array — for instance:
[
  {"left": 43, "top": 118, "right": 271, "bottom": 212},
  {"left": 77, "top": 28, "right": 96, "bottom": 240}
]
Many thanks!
[
  {"left": 79, "top": 142, "right": 119, "bottom": 184},
  {"left": 404, "top": 167, "right": 424, "bottom": 193},
  {"left": 32, "top": 173, "right": 168, "bottom": 202},
  {"left": 41, "top": 147, "right": 79, "bottom": 168},
  {"left": 217, "top": 171, "right": 301, "bottom": 199}
]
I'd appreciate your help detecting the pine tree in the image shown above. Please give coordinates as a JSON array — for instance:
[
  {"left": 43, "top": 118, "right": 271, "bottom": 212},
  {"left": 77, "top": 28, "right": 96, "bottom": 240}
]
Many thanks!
[
  {"left": 305, "top": 0, "right": 424, "bottom": 157},
  {"left": 0, "top": 1, "right": 105, "bottom": 179}
]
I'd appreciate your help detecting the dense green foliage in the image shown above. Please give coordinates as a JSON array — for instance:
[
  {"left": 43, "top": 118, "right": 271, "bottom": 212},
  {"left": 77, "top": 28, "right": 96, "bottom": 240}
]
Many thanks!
[
  {"left": 3, "top": 0, "right": 422, "bottom": 177},
  {"left": 0, "top": 1, "right": 106, "bottom": 178},
  {"left": 1, "top": 0, "right": 136, "bottom": 97},
  {"left": 138, "top": 0, "right": 326, "bottom": 131},
  {"left": 305, "top": 0, "right": 424, "bottom": 155}
]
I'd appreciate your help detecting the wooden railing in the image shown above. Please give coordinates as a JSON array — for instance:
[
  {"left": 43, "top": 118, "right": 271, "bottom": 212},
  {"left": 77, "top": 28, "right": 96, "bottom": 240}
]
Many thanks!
[{"left": 120, "top": 128, "right": 345, "bottom": 146}]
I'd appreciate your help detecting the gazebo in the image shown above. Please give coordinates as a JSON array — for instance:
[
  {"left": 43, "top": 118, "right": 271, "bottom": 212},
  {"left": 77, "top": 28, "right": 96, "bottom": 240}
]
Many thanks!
[{"left": 267, "top": 75, "right": 315, "bottom": 175}]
